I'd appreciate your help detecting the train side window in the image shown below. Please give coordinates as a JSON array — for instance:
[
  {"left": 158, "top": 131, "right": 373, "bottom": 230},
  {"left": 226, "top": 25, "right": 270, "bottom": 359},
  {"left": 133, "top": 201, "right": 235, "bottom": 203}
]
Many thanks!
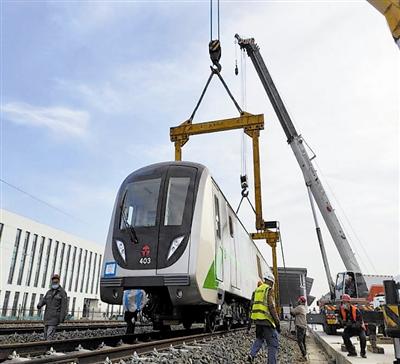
[
  {"left": 214, "top": 196, "right": 221, "bottom": 239},
  {"left": 228, "top": 216, "right": 234, "bottom": 238},
  {"left": 256, "top": 255, "right": 262, "bottom": 280}
]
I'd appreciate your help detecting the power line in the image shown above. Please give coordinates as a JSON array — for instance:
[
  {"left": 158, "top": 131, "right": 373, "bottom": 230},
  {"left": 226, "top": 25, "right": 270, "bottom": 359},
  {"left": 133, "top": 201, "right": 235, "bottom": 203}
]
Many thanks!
[{"left": 0, "top": 178, "right": 86, "bottom": 224}]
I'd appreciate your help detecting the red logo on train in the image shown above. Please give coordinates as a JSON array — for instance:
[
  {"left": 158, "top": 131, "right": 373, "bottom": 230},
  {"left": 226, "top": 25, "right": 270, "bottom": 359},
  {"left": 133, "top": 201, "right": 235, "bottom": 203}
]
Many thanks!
[{"left": 141, "top": 244, "right": 150, "bottom": 257}]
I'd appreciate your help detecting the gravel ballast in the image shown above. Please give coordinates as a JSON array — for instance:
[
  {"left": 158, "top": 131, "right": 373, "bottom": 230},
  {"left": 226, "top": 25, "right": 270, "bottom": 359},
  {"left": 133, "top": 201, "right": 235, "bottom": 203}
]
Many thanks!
[{"left": 120, "top": 327, "right": 303, "bottom": 363}]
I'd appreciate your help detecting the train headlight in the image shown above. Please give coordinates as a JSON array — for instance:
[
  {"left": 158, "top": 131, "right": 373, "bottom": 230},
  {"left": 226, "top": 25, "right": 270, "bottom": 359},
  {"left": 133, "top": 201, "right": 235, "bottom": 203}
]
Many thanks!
[
  {"left": 167, "top": 236, "right": 184, "bottom": 260},
  {"left": 115, "top": 240, "right": 126, "bottom": 262}
]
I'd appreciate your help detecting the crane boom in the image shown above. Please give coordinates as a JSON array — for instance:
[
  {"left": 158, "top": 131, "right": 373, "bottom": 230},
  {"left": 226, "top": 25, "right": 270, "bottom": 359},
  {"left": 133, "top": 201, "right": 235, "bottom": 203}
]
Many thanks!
[{"left": 235, "top": 34, "right": 362, "bottom": 274}]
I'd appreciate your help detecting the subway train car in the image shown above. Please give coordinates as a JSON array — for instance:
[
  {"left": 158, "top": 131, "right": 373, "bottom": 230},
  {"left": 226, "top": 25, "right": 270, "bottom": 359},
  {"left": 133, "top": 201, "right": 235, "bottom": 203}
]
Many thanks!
[{"left": 100, "top": 161, "right": 272, "bottom": 330}]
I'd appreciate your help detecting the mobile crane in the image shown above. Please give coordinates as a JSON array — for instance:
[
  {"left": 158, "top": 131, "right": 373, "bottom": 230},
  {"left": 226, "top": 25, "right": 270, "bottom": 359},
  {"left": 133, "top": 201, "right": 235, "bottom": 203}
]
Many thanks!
[{"left": 235, "top": 34, "right": 390, "bottom": 335}]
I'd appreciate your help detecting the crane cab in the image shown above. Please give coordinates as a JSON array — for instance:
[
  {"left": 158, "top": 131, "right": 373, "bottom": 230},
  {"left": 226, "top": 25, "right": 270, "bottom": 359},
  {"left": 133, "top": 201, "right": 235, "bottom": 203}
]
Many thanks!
[{"left": 335, "top": 271, "right": 369, "bottom": 300}]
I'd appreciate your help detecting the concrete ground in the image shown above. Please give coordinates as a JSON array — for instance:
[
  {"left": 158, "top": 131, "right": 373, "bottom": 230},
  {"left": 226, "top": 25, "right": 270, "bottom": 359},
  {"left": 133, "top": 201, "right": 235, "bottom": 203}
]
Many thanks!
[
  {"left": 306, "top": 330, "right": 333, "bottom": 363},
  {"left": 309, "top": 325, "right": 395, "bottom": 364}
]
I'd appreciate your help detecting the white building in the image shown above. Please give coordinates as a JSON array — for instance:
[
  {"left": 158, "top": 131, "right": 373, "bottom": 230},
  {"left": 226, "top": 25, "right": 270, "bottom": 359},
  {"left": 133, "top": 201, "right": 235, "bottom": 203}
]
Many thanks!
[{"left": 0, "top": 209, "right": 106, "bottom": 319}]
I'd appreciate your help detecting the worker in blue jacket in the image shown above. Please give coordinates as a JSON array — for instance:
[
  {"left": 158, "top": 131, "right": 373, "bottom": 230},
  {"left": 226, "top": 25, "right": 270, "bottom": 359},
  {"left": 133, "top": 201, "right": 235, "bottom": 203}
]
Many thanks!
[{"left": 123, "top": 289, "right": 148, "bottom": 334}]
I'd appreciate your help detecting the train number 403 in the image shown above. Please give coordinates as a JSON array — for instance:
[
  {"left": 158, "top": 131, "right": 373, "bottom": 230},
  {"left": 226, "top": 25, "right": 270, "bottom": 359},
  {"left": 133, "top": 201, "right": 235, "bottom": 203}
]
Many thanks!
[{"left": 139, "top": 257, "right": 151, "bottom": 264}]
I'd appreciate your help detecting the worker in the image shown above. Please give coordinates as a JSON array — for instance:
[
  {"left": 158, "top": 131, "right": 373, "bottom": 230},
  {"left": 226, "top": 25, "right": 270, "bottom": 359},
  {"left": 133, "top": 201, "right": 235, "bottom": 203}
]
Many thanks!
[
  {"left": 123, "top": 289, "right": 148, "bottom": 334},
  {"left": 290, "top": 296, "right": 308, "bottom": 360},
  {"left": 340, "top": 294, "right": 367, "bottom": 358},
  {"left": 247, "top": 272, "right": 280, "bottom": 364},
  {"left": 345, "top": 273, "right": 357, "bottom": 298},
  {"left": 36, "top": 274, "right": 68, "bottom": 340},
  {"left": 312, "top": 307, "right": 317, "bottom": 330}
]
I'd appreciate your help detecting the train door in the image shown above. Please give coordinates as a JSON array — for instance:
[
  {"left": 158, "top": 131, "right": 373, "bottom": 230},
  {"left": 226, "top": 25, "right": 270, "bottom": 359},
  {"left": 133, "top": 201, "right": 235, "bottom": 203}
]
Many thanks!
[
  {"left": 156, "top": 166, "right": 197, "bottom": 274},
  {"left": 228, "top": 214, "right": 239, "bottom": 289},
  {"left": 214, "top": 194, "right": 224, "bottom": 282}
]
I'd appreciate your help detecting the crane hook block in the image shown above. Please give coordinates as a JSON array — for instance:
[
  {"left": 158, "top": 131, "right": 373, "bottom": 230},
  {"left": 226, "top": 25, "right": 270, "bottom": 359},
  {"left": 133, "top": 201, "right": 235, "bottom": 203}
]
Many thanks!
[{"left": 209, "top": 39, "right": 222, "bottom": 71}]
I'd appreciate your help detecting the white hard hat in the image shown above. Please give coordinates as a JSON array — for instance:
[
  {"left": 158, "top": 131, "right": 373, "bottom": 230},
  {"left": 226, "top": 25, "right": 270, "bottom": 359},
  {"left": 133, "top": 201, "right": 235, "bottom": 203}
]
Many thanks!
[{"left": 263, "top": 272, "right": 275, "bottom": 283}]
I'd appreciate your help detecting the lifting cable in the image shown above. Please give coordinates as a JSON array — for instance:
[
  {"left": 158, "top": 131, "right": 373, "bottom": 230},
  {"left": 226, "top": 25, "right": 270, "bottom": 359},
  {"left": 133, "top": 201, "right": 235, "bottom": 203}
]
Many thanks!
[
  {"left": 188, "top": 0, "right": 242, "bottom": 123},
  {"left": 209, "top": 0, "right": 220, "bottom": 42},
  {"left": 235, "top": 40, "right": 254, "bottom": 216},
  {"left": 279, "top": 225, "right": 294, "bottom": 330}
]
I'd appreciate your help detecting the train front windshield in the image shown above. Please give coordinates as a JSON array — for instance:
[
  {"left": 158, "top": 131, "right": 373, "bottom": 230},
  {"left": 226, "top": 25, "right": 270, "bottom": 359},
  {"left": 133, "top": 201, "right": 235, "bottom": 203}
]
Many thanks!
[
  {"left": 120, "top": 178, "right": 161, "bottom": 228},
  {"left": 113, "top": 164, "right": 199, "bottom": 270}
]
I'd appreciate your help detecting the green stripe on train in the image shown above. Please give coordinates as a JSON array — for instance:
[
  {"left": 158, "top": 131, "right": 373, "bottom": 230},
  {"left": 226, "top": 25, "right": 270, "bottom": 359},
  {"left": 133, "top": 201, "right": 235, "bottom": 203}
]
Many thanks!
[{"left": 203, "top": 261, "right": 218, "bottom": 290}]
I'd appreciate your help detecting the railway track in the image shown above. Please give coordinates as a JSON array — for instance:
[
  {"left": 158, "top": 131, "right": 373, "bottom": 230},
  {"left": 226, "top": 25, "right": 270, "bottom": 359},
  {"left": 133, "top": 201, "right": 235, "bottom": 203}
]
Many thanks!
[
  {"left": 1, "top": 327, "right": 243, "bottom": 363},
  {"left": 0, "top": 321, "right": 128, "bottom": 335}
]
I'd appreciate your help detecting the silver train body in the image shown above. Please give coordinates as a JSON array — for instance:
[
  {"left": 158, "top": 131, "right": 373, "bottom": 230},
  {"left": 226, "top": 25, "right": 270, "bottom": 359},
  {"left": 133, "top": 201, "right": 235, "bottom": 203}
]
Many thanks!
[{"left": 100, "top": 162, "right": 272, "bottom": 328}]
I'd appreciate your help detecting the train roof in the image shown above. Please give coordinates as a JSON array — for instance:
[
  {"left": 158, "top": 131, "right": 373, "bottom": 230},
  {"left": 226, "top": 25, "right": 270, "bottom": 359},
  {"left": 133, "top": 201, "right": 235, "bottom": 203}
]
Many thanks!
[{"left": 122, "top": 161, "right": 207, "bottom": 182}]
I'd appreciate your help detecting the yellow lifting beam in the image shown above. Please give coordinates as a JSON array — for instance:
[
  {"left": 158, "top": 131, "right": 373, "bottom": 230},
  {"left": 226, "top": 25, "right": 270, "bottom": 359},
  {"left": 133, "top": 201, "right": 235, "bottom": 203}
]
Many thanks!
[
  {"left": 170, "top": 112, "right": 281, "bottom": 308},
  {"left": 367, "top": 0, "right": 400, "bottom": 44}
]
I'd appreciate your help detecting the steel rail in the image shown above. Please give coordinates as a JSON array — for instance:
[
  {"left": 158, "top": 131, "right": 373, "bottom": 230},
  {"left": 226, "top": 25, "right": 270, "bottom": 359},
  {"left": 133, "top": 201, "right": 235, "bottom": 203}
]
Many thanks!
[
  {"left": 1, "top": 327, "right": 245, "bottom": 364},
  {"left": 0, "top": 322, "right": 130, "bottom": 335}
]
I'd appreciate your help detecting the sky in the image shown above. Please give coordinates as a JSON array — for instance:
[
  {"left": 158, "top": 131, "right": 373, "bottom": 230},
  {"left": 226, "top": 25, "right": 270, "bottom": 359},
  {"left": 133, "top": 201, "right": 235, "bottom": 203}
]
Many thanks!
[{"left": 1, "top": 0, "right": 399, "bottom": 299}]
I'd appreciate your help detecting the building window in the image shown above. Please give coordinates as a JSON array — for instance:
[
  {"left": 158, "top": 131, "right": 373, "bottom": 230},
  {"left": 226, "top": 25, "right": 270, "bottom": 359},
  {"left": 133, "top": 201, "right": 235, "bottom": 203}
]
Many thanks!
[
  {"left": 63, "top": 245, "right": 71, "bottom": 288},
  {"left": 50, "top": 240, "right": 60, "bottom": 279},
  {"left": 41, "top": 238, "right": 52, "bottom": 288},
  {"left": 21, "top": 292, "right": 28, "bottom": 317},
  {"left": 85, "top": 252, "right": 92, "bottom": 293},
  {"left": 29, "top": 293, "right": 36, "bottom": 316},
  {"left": 0, "top": 223, "right": 4, "bottom": 244},
  {"left": 256, "top": 256, "right": 262, "bottom": 280},
  {"left": 34, "top": 237, "right": 45, "bottom": 287},
  {"left": 11, "top": 292, "right": 20, "bottom": 316},
  {"left": 80, "top": 250, "right": 88, "bottom": 292},
  {"left": 26, "top": 234, "right": 38, "bottom": 286},
  {"left": 37, "top": 294, "right": 44, "bottom": 317},
  {"left": 7, "top": 229, "right": 22, "bottom": 284},
  {"left": 58, "top": 242, "right": 65, "bottom": 276},
  {"left": 2, "top": 291, "right": 10, "bottom": 316},
  {"left": 91, "top": 253, "right": 97, "bottom": 294},
  {"left": 68, "top": 247, "right": 77, "bottom": 291},
  {"left": 71, "top": 297, "right": 76, "bottom": 316},
  {"left": 228, "top": 216, "right": 234, "bottom": 238},
  {"left": 95, "top": 254, "right": 102, "bottom": 295},
  {"left": 214, "top": 196, "right": 221, "bottom": 239},
  {"left": 17, "top": 231, "right": 30, "bottom": 285},
  {"left": 74, "top": 248, "right": 82, "bottom": 292}
]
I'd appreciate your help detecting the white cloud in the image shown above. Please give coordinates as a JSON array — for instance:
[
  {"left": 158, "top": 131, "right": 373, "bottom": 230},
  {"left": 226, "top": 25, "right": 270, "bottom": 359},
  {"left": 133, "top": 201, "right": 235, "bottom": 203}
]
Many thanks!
[{"left": 2, "top": 102, "right": 89, "bottom": 137}]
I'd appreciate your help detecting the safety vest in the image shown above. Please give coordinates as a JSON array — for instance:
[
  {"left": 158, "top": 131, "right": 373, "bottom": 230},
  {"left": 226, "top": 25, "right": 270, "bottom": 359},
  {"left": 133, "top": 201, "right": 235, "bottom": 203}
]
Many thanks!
[
  {"left": 340, "top": 304, "right": 366, "bottom": 331},
  {"left": 250, "top": 283, "right": 276, "bottom": 327},
  {"left": 340, "top": 304, "right": 357, "bottom": 322}
]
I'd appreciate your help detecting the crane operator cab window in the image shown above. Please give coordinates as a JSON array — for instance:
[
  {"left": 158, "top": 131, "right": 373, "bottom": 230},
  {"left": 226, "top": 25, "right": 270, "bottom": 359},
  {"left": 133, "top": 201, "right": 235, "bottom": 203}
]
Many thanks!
[
  {"left": 336, "top": 272, "right": 367, "bottom": 299},
  {"left": 344, "top": 272, "right": 357, "bottom": 298},
  {"left": 336, "top": 272, "right": 358, "bottom": 299}
]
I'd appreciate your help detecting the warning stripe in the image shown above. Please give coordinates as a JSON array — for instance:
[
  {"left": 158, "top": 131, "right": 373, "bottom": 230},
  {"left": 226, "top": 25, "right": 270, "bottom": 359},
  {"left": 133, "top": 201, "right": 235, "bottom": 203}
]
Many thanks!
[{"left": 383, "top": 305, "right": 400, "bottom": 328}]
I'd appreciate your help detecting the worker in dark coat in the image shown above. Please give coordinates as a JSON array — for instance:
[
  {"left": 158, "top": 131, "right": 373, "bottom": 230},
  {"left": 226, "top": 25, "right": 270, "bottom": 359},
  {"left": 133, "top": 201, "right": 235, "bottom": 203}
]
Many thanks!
[
  {"left": 37, "top": 274, "right": 68, "bottom": 340},
  {"left": 247, "top": 272, "right": 280, "bottom": 364},
  {"left": 340, "top": 294, "right": 367, "bottom": 358}
]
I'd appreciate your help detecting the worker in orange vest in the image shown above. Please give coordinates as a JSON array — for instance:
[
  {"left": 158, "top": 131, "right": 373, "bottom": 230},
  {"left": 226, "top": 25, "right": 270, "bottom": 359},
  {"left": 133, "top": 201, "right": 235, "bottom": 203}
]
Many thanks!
[{"left": 340, "top": 294, "right": 367, "bottom": 358}]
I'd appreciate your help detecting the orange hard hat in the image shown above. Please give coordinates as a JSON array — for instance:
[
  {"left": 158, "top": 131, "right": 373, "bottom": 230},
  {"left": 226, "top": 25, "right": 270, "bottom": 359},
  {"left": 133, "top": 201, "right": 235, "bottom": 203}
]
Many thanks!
[{"left": 341, "top": 294, "right": 351, "bottom": 302}]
